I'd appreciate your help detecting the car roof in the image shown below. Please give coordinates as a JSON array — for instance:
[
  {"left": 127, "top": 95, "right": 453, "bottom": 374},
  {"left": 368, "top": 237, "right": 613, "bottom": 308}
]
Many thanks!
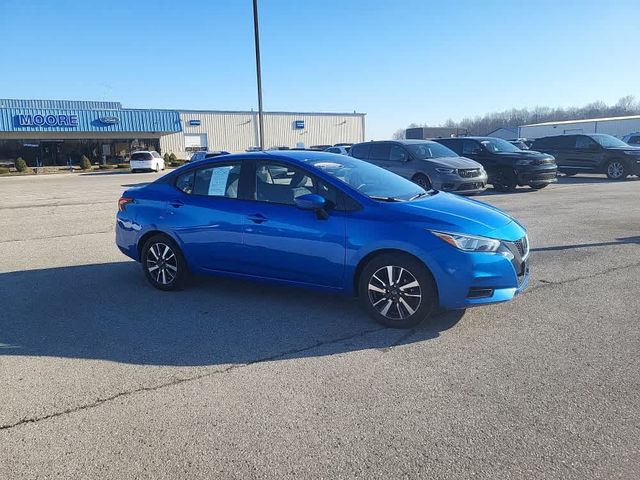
[{"left": 354, "top": 139, "right": 441, "bottom": 145}]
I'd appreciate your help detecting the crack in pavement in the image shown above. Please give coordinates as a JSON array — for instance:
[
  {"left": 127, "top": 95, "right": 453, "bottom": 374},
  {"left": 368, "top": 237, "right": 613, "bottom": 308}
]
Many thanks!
[
  {"left": 0, "top": 230, "right": 113, "bottom": 244},
  {"left": 0, "top": 326, "right": 386, "bottom": 432},
  {"left": 2, "top": 258, "right": 639, "bottom": 432},
  {"left": 528, "top": 259, "right": 640, "bottom": 292}
]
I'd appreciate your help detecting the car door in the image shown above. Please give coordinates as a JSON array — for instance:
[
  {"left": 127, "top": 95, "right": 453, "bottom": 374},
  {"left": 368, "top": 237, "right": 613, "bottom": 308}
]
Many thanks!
[
  {"left": 240, "top": 160, "right": 347, "bottom": 288},
  {"left": 164, "top": 161, "right": 251, "bottom": 272},
  {"left": 386, "top": 144, "right": 413, "bottom": 178},
  {"left": 571, "top": 135, "right": 603, "bottom": 170},
  {"left": 462, "top": 140, "right": 494, "bottom": 173}
]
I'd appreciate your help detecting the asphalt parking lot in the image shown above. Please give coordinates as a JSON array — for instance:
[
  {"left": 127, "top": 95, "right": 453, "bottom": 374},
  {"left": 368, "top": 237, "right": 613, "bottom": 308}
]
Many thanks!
[{"left": 1, "top": 170, "right": 639, "bottom": 479}]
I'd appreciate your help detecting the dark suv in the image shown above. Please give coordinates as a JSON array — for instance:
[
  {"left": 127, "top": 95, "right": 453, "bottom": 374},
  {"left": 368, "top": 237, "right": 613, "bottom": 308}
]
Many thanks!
[
  {"left": 531, "top": 134, "right": 640, "bottom": 179},
  {"left": 349, "top": 140, "right": 487, "bottom": 195},
  {"left": 435, "top": 137, "right": 557, "bottom": 191}
]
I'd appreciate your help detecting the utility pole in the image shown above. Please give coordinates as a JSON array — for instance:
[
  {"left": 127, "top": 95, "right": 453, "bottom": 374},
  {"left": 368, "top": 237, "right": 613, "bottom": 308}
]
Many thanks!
[{"left": 252, "top": 0, "right": 265, "bottom": 150}]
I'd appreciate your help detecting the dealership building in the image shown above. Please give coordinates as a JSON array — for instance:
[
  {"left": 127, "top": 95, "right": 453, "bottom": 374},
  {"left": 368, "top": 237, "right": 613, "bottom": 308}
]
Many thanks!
[{"left": 0, "top": 99, "right": 365, "bottom": 166}]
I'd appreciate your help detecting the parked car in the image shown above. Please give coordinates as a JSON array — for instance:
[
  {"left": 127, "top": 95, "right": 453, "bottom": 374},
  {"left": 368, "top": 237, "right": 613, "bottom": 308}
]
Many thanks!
[
  {"left": 117, "top": 151, "right": 529, "bottom": 328},
  {"left": 130, "top": 151, "right": 165, "bottom": 173},
  {"left": 349, "top": 140, "right": 487, "bottom": 195},
  {"left": 334, "top": 142, "right": 354, "bottom": 147},
  {"left": 310, "top": 144, "right": 332, "bottom": 151},
  {"left": 188, "top": 150, "right": 230, "bottom": 163},
  {"left": 435, "top": 137, "right": 557, "bottom": 191},
  {"left": 622, "top": 133, "right": 640, "bottom": 147},
  {"left": 531, "top": 133, "right": 640, "bottom": 179},
  {"left": 325, "top": 146, "right": 351, "bottom": 155}
]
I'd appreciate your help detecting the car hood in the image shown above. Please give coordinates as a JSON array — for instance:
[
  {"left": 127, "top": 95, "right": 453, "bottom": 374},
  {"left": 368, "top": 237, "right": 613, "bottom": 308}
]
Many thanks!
[
  {"left": 390, "top": 192, "right": 524, "bottom": 240},
  {"left": 607, "top": 146, "right": 640, "bottom": 153},
  {"left": 494, "top": 150, "right": 554, "bottom": 161},
  {"left": 424, "top": 156, "right": 483, "bottom": 169}
]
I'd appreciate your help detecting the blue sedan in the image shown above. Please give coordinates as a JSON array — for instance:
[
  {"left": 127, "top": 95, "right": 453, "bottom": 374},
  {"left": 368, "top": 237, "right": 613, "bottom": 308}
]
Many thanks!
[{"left": 116, "top": 151, "right": 529, "bottom": 328}]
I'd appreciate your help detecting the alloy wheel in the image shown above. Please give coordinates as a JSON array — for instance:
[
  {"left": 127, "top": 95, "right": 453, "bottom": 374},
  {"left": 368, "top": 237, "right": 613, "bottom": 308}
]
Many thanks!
[
  {"left": 368, "top": 265, "right": 422, "bottom": 320},
  {"left": 146, "top": 242, "right": 178, "bottom": 285},
  {"left": 607, "top": 161, "right": 624, "bottom": 179}
]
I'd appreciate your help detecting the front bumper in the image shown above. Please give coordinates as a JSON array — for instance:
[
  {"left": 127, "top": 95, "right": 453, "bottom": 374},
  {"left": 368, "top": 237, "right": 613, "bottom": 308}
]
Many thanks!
[
  {"left": 421, "top": 225, "right": 530, "bottom": 310},
  {"left": 433, "top": 172, "right": 488, "bottom": 195},
  {"left": 516, "top": 165, "right": 558, "bottom": 186}
]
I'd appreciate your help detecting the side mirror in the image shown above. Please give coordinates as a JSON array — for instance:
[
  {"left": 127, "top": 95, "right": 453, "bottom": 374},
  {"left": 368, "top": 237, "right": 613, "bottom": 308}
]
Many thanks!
[
  {"left": 294, "top": 193, "right": 326, "bottom": 210},
  {"left": 294, "top": 193, "right": 329, "bottom": 220}
]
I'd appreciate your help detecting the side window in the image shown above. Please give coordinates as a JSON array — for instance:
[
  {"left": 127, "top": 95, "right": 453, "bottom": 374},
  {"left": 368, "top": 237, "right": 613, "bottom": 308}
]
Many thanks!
[
  {"left": 350, "top": 143, "right": 371, "bottom": 159},
  {"left": 575, "top": 136, "right": 597, "bottom": 150},
  {"left": 255, "top": 162, "right": 340, "bottom": 208},
  {"left": 152, "top": 151, "right": 161, "bottom": 158},
  {"left": 175, "top": 170, "right": 195, "bottom": 194},
  {"left": 256, "top": 163, "right": 315, "bottom": 205},
  {"left": 192, "top": 163, "right": 241, "bottom": 198},
  {"left": 369, "top": 143, "right": 391, "bottom": 161},
  {"left": 326, "top": 147, "right": 339, "bottom": 153},
  {"left": 628, "top": 135, "right": 640, "bottom": 145},
  {"left": 389, "top": 145, "right": 408, "bottom": 162},
  {"left": 462, "top": 140, "right": 480, "bottom": 155}
]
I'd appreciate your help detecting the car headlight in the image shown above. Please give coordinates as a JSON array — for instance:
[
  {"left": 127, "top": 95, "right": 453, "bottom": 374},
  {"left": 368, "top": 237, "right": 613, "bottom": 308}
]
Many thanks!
[
  {"left": 515, "top": 159, "right": 533, "bottom": 166},
  {"left": 435, "top": 167, "right": 456, "bottom": 174},
  {"left": 430, "top": 230, "right": 501, "bottom": 252}
]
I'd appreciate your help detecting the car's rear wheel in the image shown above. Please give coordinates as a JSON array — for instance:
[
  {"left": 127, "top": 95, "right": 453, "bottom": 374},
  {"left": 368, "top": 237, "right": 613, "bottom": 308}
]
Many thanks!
[
  {"left": 492, "top": 169, "right": 517, "bottom": 192},
  {"left": 359, "top": 253, "right": 436, "bottom": 329},
  {"left": 412, "top": 173, "right": 431, "bottom": 190},
  {"left": 606, "top": 160, "right": 627, "bottom": 180},
  {"left": 141, "top": 234, "right": 187, "bottom": 291}
]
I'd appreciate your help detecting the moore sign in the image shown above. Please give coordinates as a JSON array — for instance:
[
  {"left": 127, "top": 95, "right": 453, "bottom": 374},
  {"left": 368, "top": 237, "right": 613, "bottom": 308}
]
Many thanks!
[{"left": 15, "top": 114, "right": 79, "bottom": 127}]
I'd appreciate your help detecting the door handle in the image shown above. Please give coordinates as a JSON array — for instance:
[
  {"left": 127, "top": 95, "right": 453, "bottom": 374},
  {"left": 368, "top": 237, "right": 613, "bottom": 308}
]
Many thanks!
[
  {"left": 170, "top": 199, "right": 184, "bottom": 208},
  {"left": 248, "top": 213, "right": 267, "bottom": 224}
]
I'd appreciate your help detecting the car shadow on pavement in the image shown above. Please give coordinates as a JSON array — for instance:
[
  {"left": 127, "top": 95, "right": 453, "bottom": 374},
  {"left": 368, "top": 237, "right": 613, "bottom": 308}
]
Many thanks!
[
  {"left": 556, "top": 175, "right": 640, "bottom": 185},
  {"left": 0, "top": 262, "right": 464, "bottom": 367},
  {"left": 531, "top": 236, "right": 640, "bottom": 252}
]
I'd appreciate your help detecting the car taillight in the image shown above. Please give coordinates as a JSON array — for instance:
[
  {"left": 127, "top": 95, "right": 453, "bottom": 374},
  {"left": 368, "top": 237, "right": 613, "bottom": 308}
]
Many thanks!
[{"left": 118, "top": 197, "right": 134, "bottom": 212}]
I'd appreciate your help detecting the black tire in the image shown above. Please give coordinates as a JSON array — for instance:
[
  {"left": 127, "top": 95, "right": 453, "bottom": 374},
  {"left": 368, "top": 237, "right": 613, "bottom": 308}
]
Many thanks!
[
  {"left": 141, "top": 234, "right": 188, "bottom": 291},
  {"left": 412, "top": 173, "right": 431, "bottom": 190},
  {"left": 530, "top": 183, "right": 548, "bottom": 190},
  {"left": 154, "top": 163, "right": 160, "bottom": 173},
  {"left": 358, "top": 253, "right": 437, "bottom": 329},
  {"left": 605, "top": 159, "right": 628, "bottom": 180},
  {"left": 131, "top": 169, "right": 138, "bottom": 173},
  {"left": 492, "top": 169, "right": 517, "bottom": 192}
]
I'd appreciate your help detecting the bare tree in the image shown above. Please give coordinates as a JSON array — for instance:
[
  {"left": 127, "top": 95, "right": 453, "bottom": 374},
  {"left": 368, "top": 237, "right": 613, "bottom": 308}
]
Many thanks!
[{"left": 395, "top": 96, "right": 640, "bottom": 136}]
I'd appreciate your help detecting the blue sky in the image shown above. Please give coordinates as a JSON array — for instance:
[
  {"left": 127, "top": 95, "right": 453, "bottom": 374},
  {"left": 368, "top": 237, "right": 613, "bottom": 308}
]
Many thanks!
[{"left": 0, "top": 0, "right": 638, "bottom": 139}]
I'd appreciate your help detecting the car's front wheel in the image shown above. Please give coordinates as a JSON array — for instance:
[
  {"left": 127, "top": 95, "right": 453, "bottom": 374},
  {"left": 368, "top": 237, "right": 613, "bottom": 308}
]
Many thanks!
[
  {"left": 141, "top": 234, "right": 188, "bottom": 290},
  {"left": 359, "top": 253, "right": 436, "bottom": 328},
  {"left": 606, "top": 160, "right": 627, "bottom": 180},
  {"left": 412, "top": 173, "right": 431, "bottom": 190}
]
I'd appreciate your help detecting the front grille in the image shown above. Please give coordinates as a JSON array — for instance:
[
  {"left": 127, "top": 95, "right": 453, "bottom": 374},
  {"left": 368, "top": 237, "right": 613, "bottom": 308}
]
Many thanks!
[
  {"left": 512, "top": 235, "right": 529, "bottom": 259},
  {"left": 459, "top": 168, "right": 481, "bottom": 178}
]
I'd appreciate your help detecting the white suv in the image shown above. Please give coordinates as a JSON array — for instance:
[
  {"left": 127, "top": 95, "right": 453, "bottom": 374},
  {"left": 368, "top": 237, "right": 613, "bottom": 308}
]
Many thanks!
[{"left": 130, "top": 151, "right": 165, "bottom": 173}]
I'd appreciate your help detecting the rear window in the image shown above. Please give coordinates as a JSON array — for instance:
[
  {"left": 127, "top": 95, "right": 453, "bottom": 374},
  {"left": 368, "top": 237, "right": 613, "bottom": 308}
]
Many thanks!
[{"left": 131, "top": 152, "right": 152, "bottom": 160}]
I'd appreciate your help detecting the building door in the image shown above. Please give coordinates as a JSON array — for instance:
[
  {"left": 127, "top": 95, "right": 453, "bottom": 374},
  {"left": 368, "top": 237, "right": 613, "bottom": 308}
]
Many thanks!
[{"left": 41, "top": 141, "right": 64, "bottom": 166}]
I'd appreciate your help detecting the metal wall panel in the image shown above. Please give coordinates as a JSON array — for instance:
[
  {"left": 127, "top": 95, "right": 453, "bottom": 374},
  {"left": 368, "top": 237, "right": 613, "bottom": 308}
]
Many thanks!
[
  {"left": 161, "top": 111, "right": 365, "bottom": 158},
  {"left": 0, "top": 108, "right": 182, "bottom": 133}
]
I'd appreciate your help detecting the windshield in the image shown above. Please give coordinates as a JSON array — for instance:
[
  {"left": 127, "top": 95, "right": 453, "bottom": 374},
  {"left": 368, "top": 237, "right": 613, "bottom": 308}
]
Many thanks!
[
  {"left": 591, "top": 134, "right": 630, "bottom": 148},
  {"left": 480, "top": 138, "right": 522, "bottom": 153},
  {"left": 406, "top": 142, "right": 457, "bottom": 159},
  {"left": 304, "top": 155, "right": 428, "bottom": 201}
]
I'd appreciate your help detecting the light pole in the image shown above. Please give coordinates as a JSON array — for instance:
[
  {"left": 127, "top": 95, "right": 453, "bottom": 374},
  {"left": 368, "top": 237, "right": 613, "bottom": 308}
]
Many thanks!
[{"left": 252, "top": 0, "right": 265, "bottom": 150}]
